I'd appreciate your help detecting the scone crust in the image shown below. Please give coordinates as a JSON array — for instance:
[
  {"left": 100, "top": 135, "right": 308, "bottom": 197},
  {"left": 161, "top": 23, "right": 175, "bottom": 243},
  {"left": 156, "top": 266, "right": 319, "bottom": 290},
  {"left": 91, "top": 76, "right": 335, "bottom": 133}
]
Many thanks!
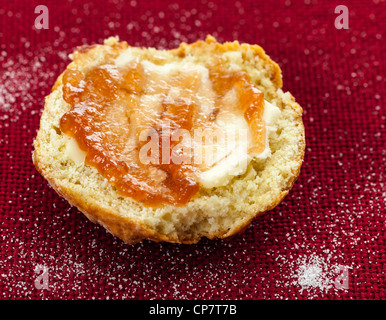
[{"left": 33, "top": 36, "right": 305, "bottom": 244}]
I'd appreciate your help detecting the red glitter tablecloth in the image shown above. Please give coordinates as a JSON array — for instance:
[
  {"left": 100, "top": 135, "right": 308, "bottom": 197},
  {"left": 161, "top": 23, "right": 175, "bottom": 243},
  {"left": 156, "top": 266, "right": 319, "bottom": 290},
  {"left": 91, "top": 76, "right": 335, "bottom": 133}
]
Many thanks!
[{"left": 0, "top": 0, "right": 384, "bottom": 300}]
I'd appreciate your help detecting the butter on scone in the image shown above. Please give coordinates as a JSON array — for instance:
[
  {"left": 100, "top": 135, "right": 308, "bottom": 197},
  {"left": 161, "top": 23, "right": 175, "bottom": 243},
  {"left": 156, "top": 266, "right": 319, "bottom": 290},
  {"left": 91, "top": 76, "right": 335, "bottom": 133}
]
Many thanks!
[{"left": 33, "top": 36, "right": 305, "bottom": 244}]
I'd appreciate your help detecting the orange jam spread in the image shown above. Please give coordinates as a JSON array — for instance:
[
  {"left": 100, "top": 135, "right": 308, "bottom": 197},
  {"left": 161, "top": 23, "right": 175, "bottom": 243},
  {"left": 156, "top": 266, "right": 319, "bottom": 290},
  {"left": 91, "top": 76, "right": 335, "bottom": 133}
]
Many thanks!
[{"left": 59, "top": 55, "right": 265, "bottom": 206}]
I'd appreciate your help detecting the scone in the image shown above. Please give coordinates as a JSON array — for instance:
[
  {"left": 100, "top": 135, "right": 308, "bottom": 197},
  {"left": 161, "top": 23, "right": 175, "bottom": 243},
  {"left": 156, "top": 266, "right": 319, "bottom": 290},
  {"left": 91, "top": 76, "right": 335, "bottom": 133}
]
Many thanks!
[{"left": 33, "top": 35, "right": 305, "bottom": 244}]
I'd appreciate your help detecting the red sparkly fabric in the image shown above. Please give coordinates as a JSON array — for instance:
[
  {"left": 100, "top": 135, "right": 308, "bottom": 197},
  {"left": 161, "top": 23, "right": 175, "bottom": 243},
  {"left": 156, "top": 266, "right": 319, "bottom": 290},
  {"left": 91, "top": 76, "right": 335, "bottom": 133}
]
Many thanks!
[{"left": 0, "top": 0, "right": 384, "bottom": 300}]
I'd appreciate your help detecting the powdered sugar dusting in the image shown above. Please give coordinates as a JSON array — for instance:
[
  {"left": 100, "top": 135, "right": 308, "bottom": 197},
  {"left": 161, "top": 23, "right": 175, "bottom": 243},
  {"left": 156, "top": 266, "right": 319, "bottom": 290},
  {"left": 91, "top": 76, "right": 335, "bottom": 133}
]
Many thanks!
[
  {"left": 292, "top": 254, "right": 340, "bottom": 294},
  {"left": 0, "top": 47, "right": 68, "bottom": 122}
]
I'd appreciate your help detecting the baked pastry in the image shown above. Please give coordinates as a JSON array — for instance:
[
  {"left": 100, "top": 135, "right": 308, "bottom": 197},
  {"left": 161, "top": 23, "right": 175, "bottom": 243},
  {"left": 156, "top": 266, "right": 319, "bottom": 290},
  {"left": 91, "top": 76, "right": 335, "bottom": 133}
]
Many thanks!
[{"left": 33, "top": 36, "right": 305, "bottom": 244}]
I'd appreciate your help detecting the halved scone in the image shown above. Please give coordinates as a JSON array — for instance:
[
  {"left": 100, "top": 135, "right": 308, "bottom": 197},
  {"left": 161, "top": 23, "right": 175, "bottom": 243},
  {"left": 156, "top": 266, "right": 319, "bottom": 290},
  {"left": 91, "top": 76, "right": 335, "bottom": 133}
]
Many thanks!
[{"left": 33, "top": 36, "right": 305, "bottom": 244}]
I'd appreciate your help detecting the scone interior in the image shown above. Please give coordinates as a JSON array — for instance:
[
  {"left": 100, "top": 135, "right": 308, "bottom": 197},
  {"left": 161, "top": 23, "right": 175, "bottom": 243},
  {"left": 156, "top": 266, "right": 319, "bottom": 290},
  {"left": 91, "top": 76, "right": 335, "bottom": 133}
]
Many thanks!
[{"left": 33, "top": 36, "right": 305, "bottom": 244}]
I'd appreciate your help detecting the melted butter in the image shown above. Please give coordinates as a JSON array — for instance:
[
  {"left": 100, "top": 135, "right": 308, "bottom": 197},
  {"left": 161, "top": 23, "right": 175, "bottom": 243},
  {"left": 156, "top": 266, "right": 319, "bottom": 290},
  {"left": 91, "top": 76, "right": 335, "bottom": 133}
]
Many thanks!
[
  {"left": 64, "top": 135, "right": 86, "bottom": 165},
  {"left": 59, "top": 53, "right": 269, "bottom": 206}
]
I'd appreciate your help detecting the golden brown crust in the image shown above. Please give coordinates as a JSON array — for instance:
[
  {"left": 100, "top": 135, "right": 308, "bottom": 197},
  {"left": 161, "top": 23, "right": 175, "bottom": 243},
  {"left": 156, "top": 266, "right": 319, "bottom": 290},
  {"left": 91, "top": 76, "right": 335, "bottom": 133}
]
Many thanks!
[
  {"left": 33, "top": 142, "right": 172, "bottom": 244},
  {"left": 33, "top": 35, "right": 305, "bottom": 244}
]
